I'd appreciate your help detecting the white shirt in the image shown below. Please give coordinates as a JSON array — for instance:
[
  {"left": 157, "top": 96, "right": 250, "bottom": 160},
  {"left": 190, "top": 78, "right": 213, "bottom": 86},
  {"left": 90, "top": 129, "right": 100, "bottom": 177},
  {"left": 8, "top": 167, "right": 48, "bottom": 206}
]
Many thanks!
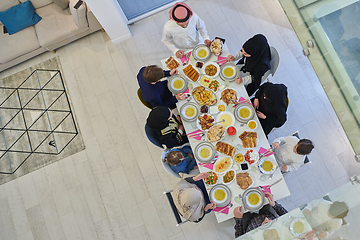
[
  {"left": 272, "top": 136, "right": 305, "bottom": 172},
  {"left": 303, "top": 199, "right": 342, "bottom": 238},
  {"left": 161, "top": 13, "right": 210, "bottom": 54}
]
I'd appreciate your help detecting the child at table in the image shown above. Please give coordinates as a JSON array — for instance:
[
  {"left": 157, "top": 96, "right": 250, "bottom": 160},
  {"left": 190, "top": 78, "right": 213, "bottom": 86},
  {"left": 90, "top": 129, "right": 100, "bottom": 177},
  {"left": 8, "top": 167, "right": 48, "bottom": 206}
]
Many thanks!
[{"left": 164, "top": 144, "right": 198, "bottom": 174}]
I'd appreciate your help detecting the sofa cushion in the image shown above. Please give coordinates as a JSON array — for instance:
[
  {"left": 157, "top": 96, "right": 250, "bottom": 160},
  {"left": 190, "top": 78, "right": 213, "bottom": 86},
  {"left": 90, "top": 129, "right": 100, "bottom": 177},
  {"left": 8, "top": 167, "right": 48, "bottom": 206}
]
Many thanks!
[
  {"left": 0, "top": 0, "right": 42, "bottom": 35},
  {"left": 19, "top": 0, "right": 53, "bottom": 9},
  {"left": 52, "top": 0, "right": 69, "bottom": 10},
  {"left": 0, "top": 24, "right": 41, "bottom": 63},
  {"left": 0, "top": 0, "right": 20, "bottom": 11},
  {"left": 69, "top": 0, "right": 88, "bottom": 28},
  {"left": 34, "top": 3, "right": 88, "bottom": 48}
]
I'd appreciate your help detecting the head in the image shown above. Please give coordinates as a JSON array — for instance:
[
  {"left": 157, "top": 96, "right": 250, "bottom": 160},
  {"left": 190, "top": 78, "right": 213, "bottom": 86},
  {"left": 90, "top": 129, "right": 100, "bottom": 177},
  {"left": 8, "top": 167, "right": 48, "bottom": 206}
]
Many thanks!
[
  {"left": 164, "top": 151, "right": 184, "bottom": 165},
  {"left": 295, "top": 139, "right": 314, "bottom": 155},
  {"left": 328, "top": 201, "right": 349, "bottom": 220},
  {"left": 169, "top": 3, "right": 193, "bottom": 28},
  {"left": 146, "top": 106, "right": 171, "bottom": 130},
  {"left": 143, "top": 65, "right": 165, "bottom": 84}
]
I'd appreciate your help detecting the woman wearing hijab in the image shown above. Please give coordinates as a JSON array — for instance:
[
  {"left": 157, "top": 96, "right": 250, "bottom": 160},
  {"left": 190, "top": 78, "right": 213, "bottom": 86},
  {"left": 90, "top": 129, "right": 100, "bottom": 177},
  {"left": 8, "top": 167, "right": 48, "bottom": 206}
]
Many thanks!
[
  {"left": 173, "top": 172, "right": 216, "bottom": 222},
  {"left": 162, "top": 3, "right": 211, "bottom": 59},
  {"left": 227, "top": 34, "right": 271, "bottom": 96},
  {"left": 146, "top": 106, "right": 188, "bottom": 148},
  {"left": 252, "top": 82, "right": 287, "bottom": 136}
]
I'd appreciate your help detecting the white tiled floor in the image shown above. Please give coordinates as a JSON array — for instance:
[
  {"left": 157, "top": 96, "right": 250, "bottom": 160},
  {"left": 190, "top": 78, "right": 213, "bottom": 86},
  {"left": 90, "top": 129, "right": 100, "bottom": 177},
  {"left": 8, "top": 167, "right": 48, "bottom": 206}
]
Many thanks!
[{"left": 0, "top": 0, "right": 359, "bottom": 239}]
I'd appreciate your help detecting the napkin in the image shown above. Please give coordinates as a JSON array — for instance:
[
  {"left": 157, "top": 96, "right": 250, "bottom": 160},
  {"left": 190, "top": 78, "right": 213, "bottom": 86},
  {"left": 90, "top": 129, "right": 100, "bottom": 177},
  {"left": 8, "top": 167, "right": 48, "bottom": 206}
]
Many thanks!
[
  {"left": 258, "top": 147, "right": 274, "bottom": 157},
  {"left": 256, "top": 185, "right": 271, "bottom": 195},
  {"left": 198, "top": 162, "right": 213, "bottom": 170},
  {"left": 187, "top": 129, "right": 203, "bottom": 140},
  {"left": 180, "top": 51, "right": 192, "bottom": 64},
  {"left": 213, "top": 202, "right": 231, "bottom": 214},
  {"left": 305, "top": 229, "right": 316, "bottom": 240},
  {"left": 238, "top": 97, "right": 253, "bottom": 106},
  {"left": 183, "top": 88, "right": 189, "bottom": 94},
  {"left": 217, "top": 56, "right": 227, "bottom": 66}
]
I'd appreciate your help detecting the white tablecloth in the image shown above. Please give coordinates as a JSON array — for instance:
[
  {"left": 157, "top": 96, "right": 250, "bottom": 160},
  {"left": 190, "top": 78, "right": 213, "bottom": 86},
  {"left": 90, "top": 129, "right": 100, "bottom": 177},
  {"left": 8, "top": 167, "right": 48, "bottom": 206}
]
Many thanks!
[{"left": 161, "top": 45, "right": 290, "bottom": 223}]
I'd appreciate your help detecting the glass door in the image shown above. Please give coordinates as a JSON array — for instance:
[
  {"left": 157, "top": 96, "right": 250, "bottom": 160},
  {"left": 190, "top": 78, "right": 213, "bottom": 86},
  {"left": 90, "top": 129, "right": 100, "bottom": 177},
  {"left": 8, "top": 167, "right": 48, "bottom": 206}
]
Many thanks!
[{"left": 278, "top": 0, "right": 360, "bottom": 155}]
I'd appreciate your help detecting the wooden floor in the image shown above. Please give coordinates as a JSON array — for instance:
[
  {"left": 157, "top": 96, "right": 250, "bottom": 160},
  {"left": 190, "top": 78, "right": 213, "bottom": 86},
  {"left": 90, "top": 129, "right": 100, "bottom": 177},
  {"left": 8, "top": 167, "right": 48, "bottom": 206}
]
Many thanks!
[{"left": 0, "top": 0, "right": 358, "bottom": 239}]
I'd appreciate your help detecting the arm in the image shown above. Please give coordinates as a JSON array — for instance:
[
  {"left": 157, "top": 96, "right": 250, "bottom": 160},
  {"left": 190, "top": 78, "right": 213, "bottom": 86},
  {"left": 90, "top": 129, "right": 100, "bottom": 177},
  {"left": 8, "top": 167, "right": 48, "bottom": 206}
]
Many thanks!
[
  {"left": 272, "top": 202, "right": 288, "bottom": 216},
  {"left": 163, "top": 70, "right": 171, "bottom": 77},
  {"left": 233, "top": 51, "right": 243, "bottom": 61},
  {"left": 234, "top": 207, "right": 245, "bottom": 237},
  {"left": 272, "top": 136, "right": 285, "bottom": 148},
  {"left": 195, "top": 14, "right": 209, "bottom": 41},
  {"left": 161, "top": 24, "right": 179, "bottom": 54},
  {"left": 180, "top": 157, "right": 196, "bottom": 174}
]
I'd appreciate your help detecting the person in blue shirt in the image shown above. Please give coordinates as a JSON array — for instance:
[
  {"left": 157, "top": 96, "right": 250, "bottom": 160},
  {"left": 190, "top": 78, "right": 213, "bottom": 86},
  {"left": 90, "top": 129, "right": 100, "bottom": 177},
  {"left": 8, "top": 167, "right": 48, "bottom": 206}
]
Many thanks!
[
  {"left": 164, "top": 145, "right": 198, "bottom": 174},
  {"left": 137, "top": 65, "right": 185, "bottom": 109}
]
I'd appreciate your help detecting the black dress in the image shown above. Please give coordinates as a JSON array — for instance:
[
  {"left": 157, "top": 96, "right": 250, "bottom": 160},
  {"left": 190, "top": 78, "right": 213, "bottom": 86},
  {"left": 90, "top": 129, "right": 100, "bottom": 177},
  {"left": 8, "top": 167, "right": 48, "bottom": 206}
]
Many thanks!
[
  {"left": 237, "top": 34, "right": 271, "bottom": 96},
  {"left": 254, "top": 82, "right": 287, "bottom": 135}
]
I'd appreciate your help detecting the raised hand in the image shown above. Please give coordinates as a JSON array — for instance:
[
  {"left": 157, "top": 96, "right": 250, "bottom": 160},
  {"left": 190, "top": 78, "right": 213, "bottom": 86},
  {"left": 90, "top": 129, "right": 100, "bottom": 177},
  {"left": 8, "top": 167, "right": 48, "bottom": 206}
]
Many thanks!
[{"left": 176, "top": 50, "right": 185, "bottom": 59}]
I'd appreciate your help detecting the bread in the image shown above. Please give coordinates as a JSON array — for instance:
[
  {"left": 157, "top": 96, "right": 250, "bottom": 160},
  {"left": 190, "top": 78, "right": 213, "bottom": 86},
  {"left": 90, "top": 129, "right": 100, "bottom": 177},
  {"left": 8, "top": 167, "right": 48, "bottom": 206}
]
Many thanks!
[
  {"left": 239, "top": 131, "right": 257, "bottom": 148},
  {"left": 236, "top": 172, "right": 253, "bottom": 189},
  {"left": 215, "top": 141, "right": 235, "bottom": 157},
  {"left": 165, "top": 56, "right": 179, "bottom": 70},
  {"left": 207, "top": 124, "right": 225, "bottom": 142},
  {"left": 220, "top": 88, "right": 238, "bottom": 105},
  {"left": 263, "top": 229, "right": 280, "bottom": 240},
  {"left": 183, "top": 65, "right": 199, "bottom": 82}
]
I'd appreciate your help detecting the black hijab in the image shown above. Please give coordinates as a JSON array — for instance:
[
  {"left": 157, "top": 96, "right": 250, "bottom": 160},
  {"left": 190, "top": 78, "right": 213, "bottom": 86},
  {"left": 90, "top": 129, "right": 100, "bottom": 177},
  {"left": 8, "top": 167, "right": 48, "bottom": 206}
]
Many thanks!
[
  {"left": 147, "top": 106, "right": 171, "bottom": 130},
  {"left": 240, "top": 34, "right": 271, "bottom": 73}
]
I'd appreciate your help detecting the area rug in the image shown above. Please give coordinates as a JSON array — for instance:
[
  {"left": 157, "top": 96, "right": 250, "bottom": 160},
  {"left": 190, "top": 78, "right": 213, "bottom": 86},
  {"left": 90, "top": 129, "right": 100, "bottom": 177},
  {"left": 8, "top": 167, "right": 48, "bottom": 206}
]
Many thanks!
[{"left": 0, "top": 57, "right": 85, "bottom": 185}]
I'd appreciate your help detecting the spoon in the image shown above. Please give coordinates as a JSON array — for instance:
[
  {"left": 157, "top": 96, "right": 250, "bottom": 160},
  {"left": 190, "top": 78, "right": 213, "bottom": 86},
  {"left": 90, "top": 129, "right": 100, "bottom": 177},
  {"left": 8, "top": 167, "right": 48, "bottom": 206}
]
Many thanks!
[{"left": 214, "top": 119, "right": 225, "bottom": 125}]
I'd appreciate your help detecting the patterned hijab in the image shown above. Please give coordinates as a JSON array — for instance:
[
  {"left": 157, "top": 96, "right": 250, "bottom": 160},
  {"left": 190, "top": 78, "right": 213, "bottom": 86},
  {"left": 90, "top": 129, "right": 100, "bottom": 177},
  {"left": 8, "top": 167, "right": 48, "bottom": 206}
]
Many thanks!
[{"left": 173, "top": 179, "right": 205, "bottom": 222}]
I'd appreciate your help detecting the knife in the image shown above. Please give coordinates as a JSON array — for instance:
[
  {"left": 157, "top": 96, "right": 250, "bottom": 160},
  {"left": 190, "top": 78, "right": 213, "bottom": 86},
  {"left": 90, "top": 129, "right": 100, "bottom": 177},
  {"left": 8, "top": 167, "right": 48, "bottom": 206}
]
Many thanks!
[{"left": 269, "top": 178, "right": 282, "bottom": 188}]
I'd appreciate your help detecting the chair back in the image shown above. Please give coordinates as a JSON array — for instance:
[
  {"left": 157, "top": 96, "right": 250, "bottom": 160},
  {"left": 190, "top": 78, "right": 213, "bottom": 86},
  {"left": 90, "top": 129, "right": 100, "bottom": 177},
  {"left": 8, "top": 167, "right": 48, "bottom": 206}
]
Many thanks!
[
  {"left": 164, "top": 190, "right": 189, "bottom": 226},
  {"left": 145, "top": 124, "right": 163, "bottom": 148},
  {"left": 137, "top": 88, "right": 153, "bottom": 109},
  {"left": 161, "top": 149, "right": 181, "bottom": 178},
  {"left": 269, "top": 46, "right": 280, "bottom": 77}
]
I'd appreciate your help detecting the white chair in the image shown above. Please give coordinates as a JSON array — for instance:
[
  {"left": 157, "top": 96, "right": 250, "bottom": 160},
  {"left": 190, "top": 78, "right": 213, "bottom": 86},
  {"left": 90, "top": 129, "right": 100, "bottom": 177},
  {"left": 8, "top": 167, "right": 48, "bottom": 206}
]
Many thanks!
[
  {"left": 261, "top": 46, "right": 280, "bottom": 84},
  {"left": 161, "top": 143, "right": 199, "bottom": 178}
]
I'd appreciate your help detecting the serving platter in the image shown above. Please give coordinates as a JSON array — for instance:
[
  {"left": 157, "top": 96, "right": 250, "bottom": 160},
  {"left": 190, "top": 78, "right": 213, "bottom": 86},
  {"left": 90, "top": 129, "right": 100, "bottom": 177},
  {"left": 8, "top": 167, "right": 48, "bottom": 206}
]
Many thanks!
[
  {"left": 167, "top": 75, "right": 188, "bottom": 94},
  {"left": 213, "top": 157, "right": 233, "bottom": 174},
  {"left": 209, "top": 183, "right": 232, "bottom": 207},
  {"left": 234, "top": 102, "right": 255, "bottom": 123},
  {"left": 179, "top": 102, "right": 199, "bottom": 122},
  {"left": 192, "top": 44, "right": 211, "bottom": 61},
  {"left": 219, "top": 62, "right": 240, "bottom": 81},
  {"left": 194, "top": 141, "right": 216, "bottom": 163}
]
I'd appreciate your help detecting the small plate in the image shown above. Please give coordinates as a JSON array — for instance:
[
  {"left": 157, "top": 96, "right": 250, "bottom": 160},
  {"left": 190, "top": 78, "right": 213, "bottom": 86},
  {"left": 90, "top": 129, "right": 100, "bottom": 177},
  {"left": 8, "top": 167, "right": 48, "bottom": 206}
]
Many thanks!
[
  {"left": 242, "top": 187, "right": 265, "bottom": 211},
  {"left": 241, "top": 149, "right": 259, "bottom": 165},
  {"left": 196, "top": 113, "right": 215, "bottom": 131},
  {"left": 209, "top": 184, "right": 232, "bottom": 207},
  {"left": 236, "top": 172, "right": 255, "bottom": 190},
  {"left": 258, "top": 157, "right": 277, "bottom": 175},
  {"left": 179, "top": 102, "right": 199, "bottom": 122},
  {"left": 194, "top": 141, "right": 216, "bottom": 163},
  {"left": 213, "top": 157, "right": 233, "bottom": 174},
  {"left": 216, "top": 111, "right": 235, "bottom": 128},
  {"left": 290, "top": 218, "right": 307, "bottom": 237},
  {"left": 222, "top": 169, "right": 236, "bottom": 185},
  {"left": 219, "top": 87, "right": 239, "bottom": 105},
  {"left": 167, "top": 75, "right": 188, "bottom": 94},
  {"left": 234, "top": 103, "right": 255, "bottom": 123},
  {"left": 192, "top": 44, "right": 211, "bottom": 61},
  {"left": 219, "top": 62, "right": 240, "bottom": 81},
  {"left": 202, "top": 62, "right": 220, "bottom": 78}
]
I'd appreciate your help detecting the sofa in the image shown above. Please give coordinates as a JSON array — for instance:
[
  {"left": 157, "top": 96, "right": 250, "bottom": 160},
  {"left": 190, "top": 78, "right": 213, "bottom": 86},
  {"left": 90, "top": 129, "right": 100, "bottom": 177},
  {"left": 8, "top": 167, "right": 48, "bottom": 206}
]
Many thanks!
[{"left": 0, "top": 0, "right": 102, "bottom": 72}]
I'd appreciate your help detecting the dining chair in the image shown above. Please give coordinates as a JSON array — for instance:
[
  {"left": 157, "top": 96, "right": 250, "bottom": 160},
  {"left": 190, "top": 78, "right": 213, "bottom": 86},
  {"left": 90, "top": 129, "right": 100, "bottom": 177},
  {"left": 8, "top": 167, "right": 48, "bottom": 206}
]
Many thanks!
[
  {"left": 164, "top": 190, "right": 189, "bottom": 226},
  {"left": 137, "top": 88, "right": 153, "bottom": 109},
  {"left": 261, "top": 46, "right": 280, "bottom": 84},
  {"left": 144, "top": 124, "right": 164, "bottom": 148}
]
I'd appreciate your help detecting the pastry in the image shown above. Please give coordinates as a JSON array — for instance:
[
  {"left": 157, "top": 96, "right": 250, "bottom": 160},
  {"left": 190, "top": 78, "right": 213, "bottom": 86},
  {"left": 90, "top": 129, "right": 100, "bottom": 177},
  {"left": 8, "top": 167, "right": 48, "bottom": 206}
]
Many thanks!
[
  {"left": 215, "top": 141, "right": 235, "bottom": 157},
  {"left": 220, "top": 88, "right": 238, "bottom": 105},
  {"left": 239, "top": 131, "right": 257, "bottom": 148},
  {"left": 165, "top": 56, "right": 179, "bottom": 70},
  {"left": 207, "top": 124, "right": 225, "bottom": 142},
  {"left": 236, "top": 172, "right": 253, "bottom": 189},
  {"left": 183, "top": 64, "right": 199, "bottom": 82}
]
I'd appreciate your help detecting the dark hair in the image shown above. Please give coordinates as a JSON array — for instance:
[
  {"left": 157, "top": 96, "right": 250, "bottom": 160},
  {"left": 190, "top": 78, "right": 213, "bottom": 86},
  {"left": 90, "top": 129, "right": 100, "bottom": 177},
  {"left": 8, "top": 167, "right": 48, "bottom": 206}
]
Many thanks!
[
  {"left": 143, "top": 65, "right": 164, "bottom": 83},
  {"left": 329, "top": 201, "right": 349, "bottom": 220},
  {"left": 164, "top": 151, "right": 183, "bottom": 165},
  {"left": 296, "top": 139, "right": 314, "bottom": 155}
]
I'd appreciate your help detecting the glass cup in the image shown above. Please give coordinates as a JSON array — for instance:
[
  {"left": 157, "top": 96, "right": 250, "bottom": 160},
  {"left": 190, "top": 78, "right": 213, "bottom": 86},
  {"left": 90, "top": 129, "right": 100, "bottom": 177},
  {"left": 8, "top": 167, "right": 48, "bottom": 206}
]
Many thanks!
[
  {"left": 260, "top": 175, "right": 267, "bottom": 181},
  {"left": 234, "top": 196, "right": 241, "bottom": 203}
]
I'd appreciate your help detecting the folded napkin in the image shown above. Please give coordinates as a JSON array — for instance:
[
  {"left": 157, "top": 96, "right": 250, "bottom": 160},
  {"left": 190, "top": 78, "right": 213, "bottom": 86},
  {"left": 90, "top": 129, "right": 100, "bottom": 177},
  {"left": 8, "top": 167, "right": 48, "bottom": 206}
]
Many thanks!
[
  {"left": 180, "top": 51, "right": 192, "bottom": 64},
  {"left": 187, "top": 129, "right": 203, "bottom": 140},
  {"left": 258, "top": 147, "right": 274, "bottom": 157},
  {"left": 217, "top": 56, "right": 227, "bottom": 66},
  {"left": 305, "top": 229, "right": 316, "bottom": 240},
  {"left": 198, "top": 162, "right": 213, "bottom": 170},
  {"left": 183, "top": 88, "right": 189, "bottom": 94},
  {"left": 213, "top": 202, "right": 231, "bottom": 214},
  {"left": 256, "top": 185, "right": 271, "bottom": 195},
  {"left": 238, "top": 97, "right": 253, "bottom": 106}
]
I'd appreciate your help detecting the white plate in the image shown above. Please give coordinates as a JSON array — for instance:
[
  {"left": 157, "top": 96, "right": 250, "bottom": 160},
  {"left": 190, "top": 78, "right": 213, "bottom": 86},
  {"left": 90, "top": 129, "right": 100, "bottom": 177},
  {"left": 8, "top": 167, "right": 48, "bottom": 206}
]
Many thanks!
[
  {"left": 216, "top": 111, "right": 235, "bottom": 128},
  {"left": 219, "top": 62, "right": 240, "bottom": 81},
  {"left": 213, "top": 157, "right": 233, "bottom": 174},
  {"left": 202, "top": 62, "right": 220, "bottom": 78},
  {"left": 258, "top": 157, "right": 277, "bottom": 174},
  {"left": 206, "top": 124, "right": 226, "bottom": 143},
  {"left": 221, "top": 64, "right": 236, "bottom": 79},
  {"left": 247, "top": 120, "right": 257, "bottom": 130},
  {"left": 180, "top": 102, "right": 199, "bottom": 122},
  {"left": 183, "top": 64, "right": 200, "bottom": 82},
  {"left": 238, "top": 133, "right": 259, "bottom": 149},
  {"left": 209, "top": 184, "right": 231, "bottom": 207},
  {"left": 194, "top": 142, "right": 216, "bottom": 163},
  {"left": 220, "top": 87, "right": 239, "bottom": 105},
  {"left": 196, "top": 113, "right": 215, "bottom": 131},
  {"left": 290, "top": 218, "right": 308, "bottom": 237},
  {"left": 222, "top": 169, "right": 236, "bottom": 185},
  {"left": 192, "top": 44, "right": 211, "bottom": 61},
  {"left": 234, "top": 103, "right": 255, "bottom": 123},
  {"left": 167, "top": 75, "right": 188, "bottom": 94},
  {"left": 244, "top": 184, "right": 262, "bottom": 206}
]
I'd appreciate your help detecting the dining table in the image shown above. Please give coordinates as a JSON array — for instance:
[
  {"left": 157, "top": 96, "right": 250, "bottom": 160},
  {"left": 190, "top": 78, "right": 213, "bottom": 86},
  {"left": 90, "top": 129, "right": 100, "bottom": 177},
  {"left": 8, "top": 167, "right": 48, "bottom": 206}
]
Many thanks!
[{"left": 161, "top": 43, "right": 290, "bottom": 223}]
